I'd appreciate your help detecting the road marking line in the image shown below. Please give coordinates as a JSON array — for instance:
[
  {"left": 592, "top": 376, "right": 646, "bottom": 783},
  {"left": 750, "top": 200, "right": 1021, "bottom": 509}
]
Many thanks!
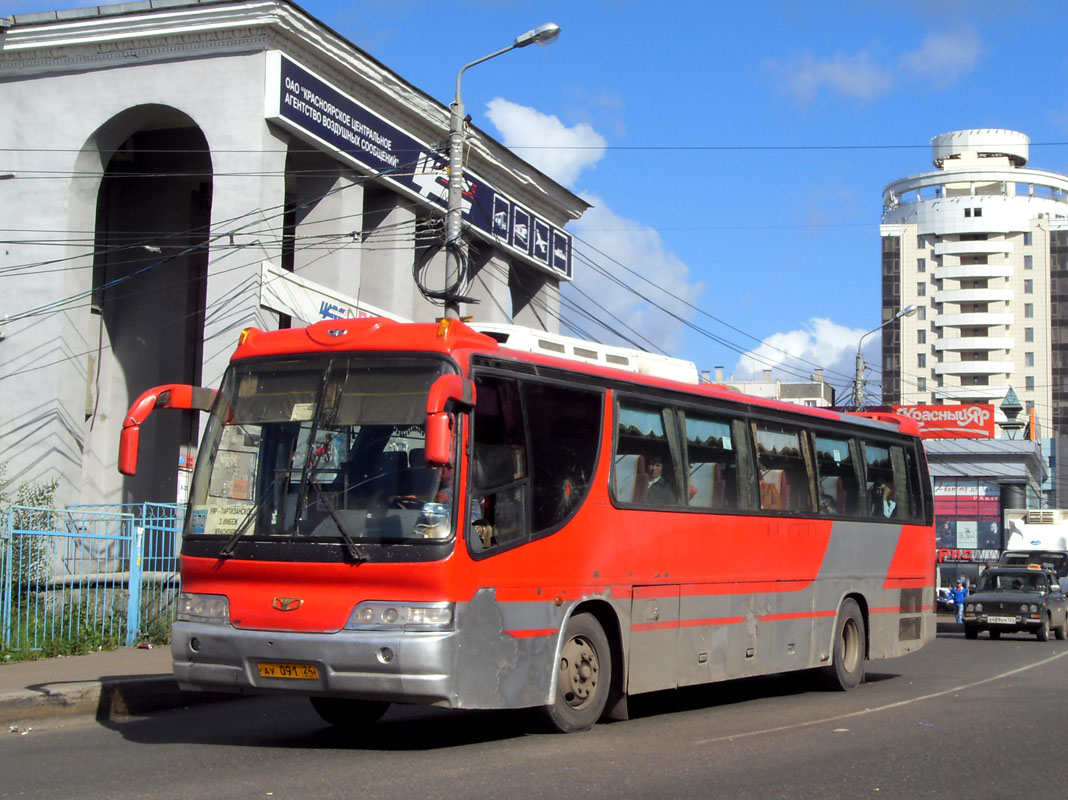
[{"left": 694, "top": 650, "right": 1068, "bottom": 745}]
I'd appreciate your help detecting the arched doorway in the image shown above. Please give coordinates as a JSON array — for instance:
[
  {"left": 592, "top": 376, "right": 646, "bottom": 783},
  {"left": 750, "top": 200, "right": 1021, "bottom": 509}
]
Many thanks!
[{"left": 84, "top": 106, "right": 212, "bottom": 504}]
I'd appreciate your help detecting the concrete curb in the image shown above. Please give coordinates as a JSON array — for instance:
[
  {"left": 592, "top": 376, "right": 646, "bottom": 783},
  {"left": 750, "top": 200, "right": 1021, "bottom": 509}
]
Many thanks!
[{"left": 1, "top": 677, "right": 236, "bottom": 726}]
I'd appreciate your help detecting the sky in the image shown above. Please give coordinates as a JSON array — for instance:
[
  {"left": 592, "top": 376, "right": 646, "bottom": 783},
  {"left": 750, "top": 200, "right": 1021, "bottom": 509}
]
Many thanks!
[{"left": 7, "top": 0, "right": 1068, "bottom": 399}]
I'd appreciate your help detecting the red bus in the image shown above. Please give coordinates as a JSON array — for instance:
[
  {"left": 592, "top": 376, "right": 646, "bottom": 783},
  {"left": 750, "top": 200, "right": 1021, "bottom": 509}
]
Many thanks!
[{"left": 119, "top": 317, "right": 935, "bottom": 732}]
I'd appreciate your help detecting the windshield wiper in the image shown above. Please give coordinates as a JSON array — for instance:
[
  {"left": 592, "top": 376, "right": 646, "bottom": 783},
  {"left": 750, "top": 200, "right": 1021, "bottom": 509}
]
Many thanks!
[
  {"left": 218, "top": 472, "right": 287, "bottom": 558},
  {"left": 218, "top": 501, "right": 261, "bottom": 558},
  {"left": 308, "top": 478, "right": 365, "bottom": 563}
]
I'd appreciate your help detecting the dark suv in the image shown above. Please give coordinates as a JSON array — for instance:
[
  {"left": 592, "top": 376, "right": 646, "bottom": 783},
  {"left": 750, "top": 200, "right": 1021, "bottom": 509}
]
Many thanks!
[{"left": 962, "top": 567, "right": 1068, "bottom": 641}]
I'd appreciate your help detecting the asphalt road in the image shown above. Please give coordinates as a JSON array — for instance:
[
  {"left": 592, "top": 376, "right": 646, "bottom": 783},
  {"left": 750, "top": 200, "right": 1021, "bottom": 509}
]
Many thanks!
[{"left": 3, "top": 627, "right": 1066, "bottom": 800}]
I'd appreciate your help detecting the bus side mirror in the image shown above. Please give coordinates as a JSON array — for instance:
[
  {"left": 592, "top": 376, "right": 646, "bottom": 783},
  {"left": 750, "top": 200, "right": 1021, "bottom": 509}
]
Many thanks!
[
  {"left": 118, "top": 426, "right": 141, "bottom": 476},
  {"left": 118, "top": 384, "right": 217, "bottom": 476},
  {"left": 425, "top": 374, "right": 476, "bottom": 467}
]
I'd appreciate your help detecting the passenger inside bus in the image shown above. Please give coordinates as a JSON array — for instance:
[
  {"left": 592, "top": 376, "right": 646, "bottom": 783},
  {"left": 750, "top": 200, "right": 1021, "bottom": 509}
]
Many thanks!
[
  {"left": 645, "top": 455, "right": 676, "bottom": 505},
  {"left": 871, "top": 479, "right": 897, "bottom": 518}
]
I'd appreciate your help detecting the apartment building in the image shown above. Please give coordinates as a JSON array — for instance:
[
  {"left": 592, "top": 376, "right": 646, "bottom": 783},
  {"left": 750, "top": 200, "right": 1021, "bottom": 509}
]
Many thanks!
[{"left": 880, "top": 128, "right": 1063, "bottom": 506}]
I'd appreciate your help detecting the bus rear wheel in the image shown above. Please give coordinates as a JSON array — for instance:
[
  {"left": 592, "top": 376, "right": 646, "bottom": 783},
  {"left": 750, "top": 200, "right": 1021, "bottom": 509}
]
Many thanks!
[
  {"left": 309, "top": 696, "right": 390, "bottom": 728},
  {"left": 823, "top": 598, "right": 865, "bottom": 691},
  {"left": 542, "top": 612, "right": 612, "bottom": 733}
]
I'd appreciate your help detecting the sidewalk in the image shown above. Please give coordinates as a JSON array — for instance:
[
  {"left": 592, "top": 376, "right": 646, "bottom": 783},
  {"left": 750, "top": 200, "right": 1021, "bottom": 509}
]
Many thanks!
[{"left": 0, "top": 646, "right": 232, "bottom": 726}]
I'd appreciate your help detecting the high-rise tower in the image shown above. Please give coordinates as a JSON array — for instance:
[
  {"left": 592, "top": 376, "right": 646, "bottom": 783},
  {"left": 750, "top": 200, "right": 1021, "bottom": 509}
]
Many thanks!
[{"left": 880, "top": 129, "right": 1068, "bottom": 451}]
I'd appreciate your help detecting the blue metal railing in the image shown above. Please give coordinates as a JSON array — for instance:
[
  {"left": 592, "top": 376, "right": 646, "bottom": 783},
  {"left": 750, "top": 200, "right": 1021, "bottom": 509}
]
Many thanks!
[{"left": 1, "top": 503, "right": 184, "bottom": 653}]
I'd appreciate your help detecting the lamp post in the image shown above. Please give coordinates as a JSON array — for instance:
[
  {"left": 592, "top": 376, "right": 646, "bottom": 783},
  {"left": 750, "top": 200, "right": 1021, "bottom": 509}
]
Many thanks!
[
  {"left": 444, "top": 22, "right": 561, "bottom": 318},
  {"left": 853, "top": 305, "right": 917, "bottom": 409}
]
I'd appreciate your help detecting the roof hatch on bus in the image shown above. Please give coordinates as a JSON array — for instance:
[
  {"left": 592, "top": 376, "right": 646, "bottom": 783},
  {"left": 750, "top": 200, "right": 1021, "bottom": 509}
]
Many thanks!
[{"left": 470, "top": 323, "right": 699, "bottom": 384}]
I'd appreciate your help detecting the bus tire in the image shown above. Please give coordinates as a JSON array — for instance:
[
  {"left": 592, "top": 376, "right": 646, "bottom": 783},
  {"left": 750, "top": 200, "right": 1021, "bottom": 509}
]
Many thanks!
[
  {"left": 309, "top": 696, "right": 390, "bottom": 728},
  {"left": 542, "top": 612, "right": 611, "bottom": 733},
  {"left": 823, "top": 598, "right": 865, "bottom": 691}
]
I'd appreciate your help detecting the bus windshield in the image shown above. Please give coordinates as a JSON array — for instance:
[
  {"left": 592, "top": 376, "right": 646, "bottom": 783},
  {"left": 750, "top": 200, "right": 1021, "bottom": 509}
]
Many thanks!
[{"left": 186, "top": 356, "right": 455, "bottom": 551}]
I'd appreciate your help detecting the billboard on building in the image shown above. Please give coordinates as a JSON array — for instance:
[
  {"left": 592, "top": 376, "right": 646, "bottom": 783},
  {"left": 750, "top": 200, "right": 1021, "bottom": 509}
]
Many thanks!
[
  {"left": 892, "top": 404, "right": 995, "bottom": 439},
  {"left": 263, "top": 52, "right": 573, "bottom": 279},
  {"left": 934, "top": 477, "right": 1002, "bottom": 585},
  {"left": 935, "top": 477, "right": 1000, "bottom": 549}
]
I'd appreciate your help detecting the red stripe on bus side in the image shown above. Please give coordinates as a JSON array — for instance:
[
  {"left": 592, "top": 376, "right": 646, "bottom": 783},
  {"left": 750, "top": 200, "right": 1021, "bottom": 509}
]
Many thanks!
[
  {"left": 632, "top": 620, "right": 679, "bottom": 632},
  {"left": 756, "top": 610, "right": 837, "bottom": 622},
  {"left": 503, "top": 628, "right": 559, "bottom": 638},
  {"left": 680, "top": 616, "right": 745, "bottom": 628},
  {"left": 633, "top": 616, "right": 744, "bottom": 633}
]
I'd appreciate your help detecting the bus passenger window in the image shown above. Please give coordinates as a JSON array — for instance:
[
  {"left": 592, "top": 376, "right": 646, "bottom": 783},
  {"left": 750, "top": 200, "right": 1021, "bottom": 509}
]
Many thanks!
[
  {"left": 613, "top": 400, "right": 680, "bottom": 508},
  {"left": 863, "top": 442, "right": 898, "bottom": 519},
  {"left": 753, "top": 424, "right": 814, "bottom": 513},
  {"left": 900, "top": 446, "right": 926, "bottom": 521},
  {"left": 684, "top": 413, "right": 738, "bottom": 510},
  {"left": 813, "top": 434, "right": 859, "bottom": 516}
]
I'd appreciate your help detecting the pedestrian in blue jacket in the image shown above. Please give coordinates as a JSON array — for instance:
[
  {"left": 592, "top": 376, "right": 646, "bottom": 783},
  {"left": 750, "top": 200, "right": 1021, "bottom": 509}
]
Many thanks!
[{"left": 950, "top": 579, "right": 968, "bottom": 623}]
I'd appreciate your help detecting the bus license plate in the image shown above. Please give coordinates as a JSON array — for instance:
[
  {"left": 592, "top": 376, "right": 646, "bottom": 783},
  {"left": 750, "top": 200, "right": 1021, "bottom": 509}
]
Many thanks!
[
  {"left": 257, "top": 661, "right": 319, "bottom": 680},
  {"left": 987, "top": 616, "right": 1016, "bottom": 625}
]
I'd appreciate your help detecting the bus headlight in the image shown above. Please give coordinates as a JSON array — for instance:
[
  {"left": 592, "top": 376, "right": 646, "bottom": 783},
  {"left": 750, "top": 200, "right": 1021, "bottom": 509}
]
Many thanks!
[
  {"left": 177, "top": 593, "right": 230, "bottom": 625},
  {"left": 345, "top": 602, "right": 454, "bottom": 632}
]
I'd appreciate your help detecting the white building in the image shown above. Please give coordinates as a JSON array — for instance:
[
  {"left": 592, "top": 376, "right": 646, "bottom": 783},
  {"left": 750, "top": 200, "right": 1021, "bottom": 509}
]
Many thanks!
[
  {"left": 0, "top": 0, "right": 587, "bottom": 506},
  {"left": 880, "top": 128, "right": 1068, "bottom": 503},
  {"left": 713, "top": 368, "right": 835, "bottom": 408}
]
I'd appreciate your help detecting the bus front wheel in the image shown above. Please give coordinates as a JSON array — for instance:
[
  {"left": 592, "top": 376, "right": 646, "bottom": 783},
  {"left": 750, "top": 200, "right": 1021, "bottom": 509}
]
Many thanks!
[
  {"left": 823, "top": 598, "right": 866, "bottom": 691},
  {"left": 542, "top": 612, "right": 612, "bottom": 733}
]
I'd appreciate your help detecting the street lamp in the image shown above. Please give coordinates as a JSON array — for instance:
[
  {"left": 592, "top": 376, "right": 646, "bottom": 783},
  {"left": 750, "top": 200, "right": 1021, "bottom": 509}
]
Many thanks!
[
  {"left": 444, "top": 22, "right": 561, "bottom": 318},
  {"left": 853, "top": 304, "right": 917, "bottom": 409}
]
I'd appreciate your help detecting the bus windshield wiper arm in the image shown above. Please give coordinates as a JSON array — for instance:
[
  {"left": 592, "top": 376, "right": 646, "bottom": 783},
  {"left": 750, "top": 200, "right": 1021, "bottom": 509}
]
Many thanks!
[
  {"left": 218, "top": 501, "right": 260, "bottom": 558},
  {"left": 218, "top": 472, "right": 287, "bottom": 558},
  {"left": 308, "top": 478, "right": 365, "bottom": 563}
]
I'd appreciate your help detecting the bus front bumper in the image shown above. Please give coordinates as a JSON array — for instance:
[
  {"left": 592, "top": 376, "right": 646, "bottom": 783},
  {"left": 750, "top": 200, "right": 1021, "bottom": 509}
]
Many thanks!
[{"left": 171, "top": 621, "right": 460, "bottom": 707}]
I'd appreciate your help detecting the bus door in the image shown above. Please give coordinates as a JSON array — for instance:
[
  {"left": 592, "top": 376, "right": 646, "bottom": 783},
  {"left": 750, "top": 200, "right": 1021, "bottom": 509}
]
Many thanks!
[{"left": 628, "top": 584, "right": 680, "bottom": 694}]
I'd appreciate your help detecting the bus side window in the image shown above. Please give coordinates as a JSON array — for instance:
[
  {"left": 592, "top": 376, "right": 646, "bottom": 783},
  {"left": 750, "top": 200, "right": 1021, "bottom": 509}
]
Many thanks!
[
  {"left": 812, "top": 434, "right": 860, "bottom": 516},
  {"left": 613, "top": 400, "right": 681, "bottom": 508},
  {"left": 752, "top": 423, "right": 815, "bottom": 513},
  {"left": 683, "top": 412, "right": 738, "bottom": 510},
  {"left": 889, "top": 444, "right": 918, "bottom": 521},
  {"left": 862, "top": 441, "right": 897, "bottom": 520}
]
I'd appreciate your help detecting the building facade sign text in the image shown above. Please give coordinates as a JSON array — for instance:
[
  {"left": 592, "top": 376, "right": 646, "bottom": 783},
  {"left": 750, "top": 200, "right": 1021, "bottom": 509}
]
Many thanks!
[
  {"left": 893, "top": 403, "right": 995, "bottom": 439},
  {"left": 264, "top": 52, "right": 572, "bottom": 279}
]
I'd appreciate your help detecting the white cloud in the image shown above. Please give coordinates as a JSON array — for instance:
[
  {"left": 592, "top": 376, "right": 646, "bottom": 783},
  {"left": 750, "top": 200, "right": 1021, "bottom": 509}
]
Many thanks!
[
  {"left": 731, "top": 318, "right": 868, "bottom": 396},
  {"left": 899, "top": 31, "right": 981, "bottom": 88},
  {"left": 484, "top": 97, "right": 606, "bottom": 186},
  {"left": 567, "top": 196, "right": 703, "bottom": 356},
  {"left": 766, "top": 51, "right": 894, "bottom": 103},
  {"left": 485, "top": 102, "right": 702, "bottom": 356}
]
